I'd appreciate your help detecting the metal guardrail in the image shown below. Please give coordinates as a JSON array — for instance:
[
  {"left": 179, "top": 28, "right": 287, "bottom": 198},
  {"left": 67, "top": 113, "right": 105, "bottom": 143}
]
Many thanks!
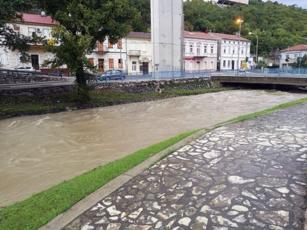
[{"left": 211, "top": 69, "right": 307, "bottom": 78}]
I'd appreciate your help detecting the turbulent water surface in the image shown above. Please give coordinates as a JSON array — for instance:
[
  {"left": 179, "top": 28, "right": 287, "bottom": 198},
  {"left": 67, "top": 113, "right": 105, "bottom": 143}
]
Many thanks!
[{"left": 0, "top": 90, "right": 305, "bottom": 206}]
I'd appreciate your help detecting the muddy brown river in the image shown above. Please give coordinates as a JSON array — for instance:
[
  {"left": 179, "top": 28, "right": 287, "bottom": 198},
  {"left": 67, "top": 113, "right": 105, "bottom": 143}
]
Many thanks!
[{"left": 0, "top": 90, "right": 305, "bottom": 207}]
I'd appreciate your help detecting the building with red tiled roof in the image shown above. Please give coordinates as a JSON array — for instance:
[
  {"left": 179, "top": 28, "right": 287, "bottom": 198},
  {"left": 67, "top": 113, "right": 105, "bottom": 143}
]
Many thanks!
[
  {"left": 0, "top": 13, "right": 57, "bottom": 70},
  {"left": 209, "top": 32, "right": 250, "bottom": 42},
  {"left": 280, "top": 44, "right": 307, "bottom": 68},
  {"left": 184, "top": 31, "right": 251, "bottom": 71},
  {"left": 19, "top": 13, "right": 57, "bottom": 26},
  {"left": 184, "top": 31, "right": 219, "bottom": 71},
  {"left": 281, "top": 44, "right": 307, "bottom": 52}
]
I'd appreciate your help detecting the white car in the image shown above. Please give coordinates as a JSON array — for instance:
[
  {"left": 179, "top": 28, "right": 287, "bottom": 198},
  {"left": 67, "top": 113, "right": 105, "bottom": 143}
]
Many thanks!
[{"left": 15, "top": 66, "right": 36, "bottom": 72}]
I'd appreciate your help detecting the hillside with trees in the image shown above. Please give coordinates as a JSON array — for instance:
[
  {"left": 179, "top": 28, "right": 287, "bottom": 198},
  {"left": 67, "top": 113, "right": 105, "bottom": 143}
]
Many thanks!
[{"left": 129, "top": 0, "right": 307, "bottom": 56}]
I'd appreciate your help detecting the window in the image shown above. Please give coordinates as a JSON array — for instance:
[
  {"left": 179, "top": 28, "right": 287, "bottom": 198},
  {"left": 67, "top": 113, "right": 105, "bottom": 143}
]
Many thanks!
[
  {"left": 211, "top": 46, "right": 214, "bottom": 54},
  {"left": 108, "top": 41, "right": 113, "bottom": 48},
  {"left": 97, "top": 41, "right": 104, "bottom": 52},
  {"left": 118, "top": 59, "right": 123, "bottom": 69},
  {"left": 241, "top": 49, "right": 244, "bottom": 55},
  {"left": 43, "top": 29, "right": 50, "bottom": 38},
  {"left": 31, "top": 54, "right": 39, "bottom": 70},
  {"left": 223, "top": 60, "right": 226, "bottom": 67},
  {"left": 204, "top": 45, "right": 207, "bottom": 54},
  {"left": 28, "top": 27, "right": 36, "bottom": 37},
  {"left": 197, "top": 43, "right": 201, "bottom": 56},
  {"left": 109, "top": 58, "right": 114, "bottom": 69},
  {"left": 224, "top": 48, "right": 226, "bottom": 54},
  {"left": 228, "top": 60, "right": 231, "bottom": 67},
  {"left": 190, "top": 44, "right": 193, "bottom": 53},
  {"left": 88, "top": 58, "right": 94, "bottom": 66},
  {"left": 98, "top": 59, "right": 104, "bottom": 72},
  {"left": 132, "top": 61, "right": 137, "bottom": 71},
  {"left": 117, "top": 40, "right": 122, "bottom": 49},
  {"left": 233, "top": 49, "right": 235, "bottom": 55}
]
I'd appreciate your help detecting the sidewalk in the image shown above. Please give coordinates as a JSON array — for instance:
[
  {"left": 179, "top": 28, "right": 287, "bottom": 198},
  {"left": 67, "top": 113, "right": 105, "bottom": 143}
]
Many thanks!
[{"left": 63, "top": 104, "right": 307, "bottom": 229}]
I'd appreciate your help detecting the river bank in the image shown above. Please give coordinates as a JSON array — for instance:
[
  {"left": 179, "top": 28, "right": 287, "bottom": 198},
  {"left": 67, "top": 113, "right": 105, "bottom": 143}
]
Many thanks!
[{"left": 0, "top": 84, "right": 226, "bottom": 120}]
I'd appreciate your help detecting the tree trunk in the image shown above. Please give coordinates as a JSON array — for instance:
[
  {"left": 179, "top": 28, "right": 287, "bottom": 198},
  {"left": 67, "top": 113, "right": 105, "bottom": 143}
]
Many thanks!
[{"left": 75, "top": 60, "right": 89, "bottom": 102}]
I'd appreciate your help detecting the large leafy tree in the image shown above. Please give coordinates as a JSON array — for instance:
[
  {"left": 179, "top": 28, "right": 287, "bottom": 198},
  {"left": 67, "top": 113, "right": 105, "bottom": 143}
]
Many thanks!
[{"left": 39, "top": 0, "right": 136, "bottom": 100}]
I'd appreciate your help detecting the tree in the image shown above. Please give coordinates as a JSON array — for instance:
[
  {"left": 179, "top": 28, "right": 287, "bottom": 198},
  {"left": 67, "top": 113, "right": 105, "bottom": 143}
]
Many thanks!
[
  {"left": 129, "top": 0, "right": 150, "bottom": 32},
  {"left": 40, "top": 0, "right": 136, "bottom": 100},
  {"left": 0, "top": 0, "right": 36, "bottom": 61},
  {"left": 183, "top": 0, "right": 307, "bottom": 56},
  {"left": 296, "top": 55, "right": 307, "bottom": 68}
]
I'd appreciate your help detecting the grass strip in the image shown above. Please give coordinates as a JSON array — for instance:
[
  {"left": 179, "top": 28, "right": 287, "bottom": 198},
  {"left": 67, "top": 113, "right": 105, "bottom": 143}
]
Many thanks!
[
  {"left": 218, "top": 97, "right": 307, "bottom": 127},
  {"left": 0, "top": 130, "right": 197, "bottom": 230},
  {"left": 1, "top": 97, "right": 307, "bottom": 230}
]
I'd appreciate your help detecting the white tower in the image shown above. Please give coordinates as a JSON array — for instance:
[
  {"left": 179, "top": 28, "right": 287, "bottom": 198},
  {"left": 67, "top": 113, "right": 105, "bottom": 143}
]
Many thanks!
[{"left": 151, "top": 0, "right": 184, "bottom": 75}]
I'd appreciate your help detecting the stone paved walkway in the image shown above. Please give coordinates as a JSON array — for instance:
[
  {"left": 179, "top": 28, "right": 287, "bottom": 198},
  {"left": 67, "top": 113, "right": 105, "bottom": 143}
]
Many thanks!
[{"left": 64, "top": 104, "right": 307, "bottom": 230}]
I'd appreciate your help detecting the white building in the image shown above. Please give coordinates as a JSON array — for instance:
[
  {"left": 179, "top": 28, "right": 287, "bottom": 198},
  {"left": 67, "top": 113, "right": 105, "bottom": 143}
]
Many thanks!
[
  {"left": 151, "top": 0, "right": 183, "bottom": 73},
  {"left": 211, "top": 32, "right": 251, "bottom": 70},
  {"left": 0, "top": 13, "right": 56, "bottom": 71},
  {"left": 279, "top": 44, "right": 307, "bottom": 68},
  {"left": 184, "top": 31, "right": 218, "bottom": 71},
  {"left": 126, "top": 32, "right": 152, "bottom": 75},
  {"left": 86, "top": 38, "right": 126, "bottom": 74}
]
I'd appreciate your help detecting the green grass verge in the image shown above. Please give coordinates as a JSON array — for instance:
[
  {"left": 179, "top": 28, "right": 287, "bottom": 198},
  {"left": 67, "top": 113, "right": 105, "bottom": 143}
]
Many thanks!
[
  {"left": 1, "top": 96, "right": 306, "bottom": 230},
  {"left": 218, "top": 97, "right": 307, "bottom": 127},
  {"left": 0, "top": 130, "right": 197, "bottom": 230}
]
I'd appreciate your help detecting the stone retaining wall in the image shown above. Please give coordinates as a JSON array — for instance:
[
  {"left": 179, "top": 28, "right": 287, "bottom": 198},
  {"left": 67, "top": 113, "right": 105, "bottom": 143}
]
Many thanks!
[
  {"left": 0, "top": 73, "right": 70, "bottom": 84},
  {"left": 0, "top": 85, "right": 74, "bottom": 97},
  {"left": 94, "top": 78, "right": 213, "bottom": 93}
]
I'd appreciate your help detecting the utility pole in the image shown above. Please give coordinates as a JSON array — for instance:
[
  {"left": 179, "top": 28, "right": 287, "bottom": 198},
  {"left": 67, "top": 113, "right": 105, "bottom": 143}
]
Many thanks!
[{"left": 235, "top": 17, "right": 244, "bottom": 73}]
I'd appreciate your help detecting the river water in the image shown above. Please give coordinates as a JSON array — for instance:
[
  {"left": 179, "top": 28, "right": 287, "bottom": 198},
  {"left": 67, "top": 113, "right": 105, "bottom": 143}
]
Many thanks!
[{"left": 0, "top": 90, "right": 305, "bottom": 207}]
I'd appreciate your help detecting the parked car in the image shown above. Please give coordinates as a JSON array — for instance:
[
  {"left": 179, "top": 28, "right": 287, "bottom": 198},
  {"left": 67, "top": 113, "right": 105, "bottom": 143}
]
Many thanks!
[
  {"left": 15, "top": 66, "right": 39, "bottom": 72},
  {"left": 98, "top": 70, "right": 126, "bottom": 81}
]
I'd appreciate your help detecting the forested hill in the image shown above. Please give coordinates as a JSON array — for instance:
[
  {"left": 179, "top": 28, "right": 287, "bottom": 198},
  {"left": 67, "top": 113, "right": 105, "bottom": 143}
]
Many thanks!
[{"left": 129, "top": 0, "right": 307, "bottom": 56}]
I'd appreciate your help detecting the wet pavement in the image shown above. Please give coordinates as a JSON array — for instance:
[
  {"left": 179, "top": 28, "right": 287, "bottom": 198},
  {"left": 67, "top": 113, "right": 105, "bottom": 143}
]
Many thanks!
[
  {"left": 0, "top": 90, "right": 306, "bottom": 207},
  {"left": 64, "top": 104, "right": 307, "bottom": 230}
]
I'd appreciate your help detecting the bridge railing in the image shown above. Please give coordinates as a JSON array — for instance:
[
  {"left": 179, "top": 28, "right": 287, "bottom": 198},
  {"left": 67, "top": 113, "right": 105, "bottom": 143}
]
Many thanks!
[
  {"left": 125, "top": 70, "right": 211, "bottom": 81},
  {"left": 248, "top": 68, "right": 307, "bottom": 76}
]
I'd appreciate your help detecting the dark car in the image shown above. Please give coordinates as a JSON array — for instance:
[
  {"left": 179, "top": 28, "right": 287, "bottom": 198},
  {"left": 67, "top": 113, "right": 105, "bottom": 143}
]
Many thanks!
[{"left": 98, "top": 70, "right": 126, "bottom": 81}]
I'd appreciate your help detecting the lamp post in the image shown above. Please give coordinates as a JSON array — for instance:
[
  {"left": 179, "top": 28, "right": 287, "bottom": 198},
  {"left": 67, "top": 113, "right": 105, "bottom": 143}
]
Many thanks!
[
  {"left": 235, "top": 17, "right": 244, "bottom": 73},
  {"left": 249, "top": 32, "right": 259, "bottom": 65}
]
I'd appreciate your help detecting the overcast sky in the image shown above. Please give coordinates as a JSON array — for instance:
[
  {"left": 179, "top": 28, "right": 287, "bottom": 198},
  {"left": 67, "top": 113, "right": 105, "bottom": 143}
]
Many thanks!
[{"left": 274, "top": 0, "right": 307, "bottom": 9}]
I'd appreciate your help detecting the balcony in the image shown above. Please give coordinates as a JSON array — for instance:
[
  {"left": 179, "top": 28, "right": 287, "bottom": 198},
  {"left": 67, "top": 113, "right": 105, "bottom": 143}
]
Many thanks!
[
  {"left": 128, "top": 50, "right": 141, "bottom": 56},
  {"left": 95, "top": 41, "right": 106, "bottom": 53}
]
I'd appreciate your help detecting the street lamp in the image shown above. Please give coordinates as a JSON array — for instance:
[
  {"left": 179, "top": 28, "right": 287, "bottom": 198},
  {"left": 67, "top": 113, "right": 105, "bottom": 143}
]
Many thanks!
[
  {"left": 235, "top": 17, "right": 244, "bottom": 72},
  {"left": 249, "top": 32, "right": 259, "bottom": 65}
]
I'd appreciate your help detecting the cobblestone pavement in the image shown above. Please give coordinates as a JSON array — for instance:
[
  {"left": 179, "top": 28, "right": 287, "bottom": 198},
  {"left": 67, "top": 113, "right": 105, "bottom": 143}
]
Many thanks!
[{"left": 64, "top": 104, "right": 307, "bottom": 230}]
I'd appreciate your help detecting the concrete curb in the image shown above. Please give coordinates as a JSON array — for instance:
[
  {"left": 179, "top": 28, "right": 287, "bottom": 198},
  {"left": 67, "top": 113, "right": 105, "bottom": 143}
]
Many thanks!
[{"left": 40, "top": 128, "right": 212, "bottom": 230}]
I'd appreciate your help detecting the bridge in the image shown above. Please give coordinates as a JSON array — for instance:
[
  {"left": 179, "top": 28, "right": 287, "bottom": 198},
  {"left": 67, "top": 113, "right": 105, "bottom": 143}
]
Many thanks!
[{"left": 211, "top": 72, "right": 307, "bottom": 87}]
